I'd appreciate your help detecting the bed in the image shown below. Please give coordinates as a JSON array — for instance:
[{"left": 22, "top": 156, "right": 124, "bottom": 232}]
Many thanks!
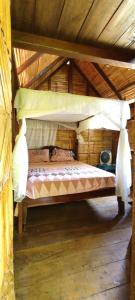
[{"left": 17, "top": 147, "right": 125, "bottom": 234}]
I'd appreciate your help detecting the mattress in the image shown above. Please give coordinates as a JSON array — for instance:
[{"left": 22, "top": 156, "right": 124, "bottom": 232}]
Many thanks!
[{"left": 26, "top": 161, "right": 116, "bottom": 200}]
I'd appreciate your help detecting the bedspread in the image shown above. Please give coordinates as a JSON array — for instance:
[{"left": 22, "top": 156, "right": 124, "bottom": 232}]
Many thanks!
[{"left": 26, "top": 161, "right": 115, "bottom": 199}]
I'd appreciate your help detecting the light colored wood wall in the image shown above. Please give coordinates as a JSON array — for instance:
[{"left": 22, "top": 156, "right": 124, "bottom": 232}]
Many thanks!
[
  {"left": 0, "top": 1, "right": 15, "bottom": 298},
  {"left": 78, "top": 129, "right": 117, "bottom": 165},
  {"left": 55, "top": 129, "right": 76, "bottom": 150}
]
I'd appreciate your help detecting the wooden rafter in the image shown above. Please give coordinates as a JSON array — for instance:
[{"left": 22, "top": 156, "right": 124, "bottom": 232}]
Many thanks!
[
  {"left": 118, "top": 80, "right": 135, "bottom": 92},
  {"left": 12, "top": 30, "right": 135, "bottom": 69},
  {"left": 35, "top": 58, "right": 68, "bottom": 89},
  {"left": 12, "top": 53, "right": 20, "bottom": 89},
  {"left": 68, "top": 61, "right": 73, "bottom": 93},
  {"left": 73, "top": 61, "right": 101, "bottom": 97},
  {"left": 17, "top": 52, "right": 43, "bottom": 75},
  {"left": 24, "top": 57, "right": 64, "bottom": 88},
  {"left": 93, "top": 63, "right": 122, "bottom": 99}
]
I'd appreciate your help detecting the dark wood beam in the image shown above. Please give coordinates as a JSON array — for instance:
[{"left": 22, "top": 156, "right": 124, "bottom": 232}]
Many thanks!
[
  {"left": 17, "top": 52, "right": 43, "bottom": 75},
  {"left": 12, "top": 30, "right": 135, "bottom": 69},
  {"left": 36, "top": 58, "right": 68, "bottom": 89},
  {"left": 24, "top": 57, "right": 64, "bottom": 88},
  {"left": 12, "top": 53, "right": 20, "bottom": 89},
  {"left": 93, "top": 63, "right": 122, "bottom": 99},
  {"left": 68, "top": 61, "right": 73, "bottom": 93},
  {"left": 73, "top": 61, "right": 101, "bottom": 97}
]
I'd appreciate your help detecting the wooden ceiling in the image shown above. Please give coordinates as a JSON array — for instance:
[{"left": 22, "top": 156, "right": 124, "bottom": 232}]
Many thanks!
[
  {"left": 12, "top": 0, "right": 135, "bottom": 100},
  {"left": 12, "top": 0, "right": 135, "bottom": 50}
]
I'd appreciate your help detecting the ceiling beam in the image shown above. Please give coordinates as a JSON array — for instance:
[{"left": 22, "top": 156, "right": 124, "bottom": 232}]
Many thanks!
[
  {"left": 35, "top": 57, "right": 68, "bottom": 89},
  {"left": 24, "top": 57, "right": 64, "bottom": 88},
  {"left": 93, "top": 63, "right": 122, "bottom": 99},
  {"left": 17, "top": 52, "right": 43, "bottom": 75},
  {"left": 12, "top": 30, "right": 135, "bottom": 69},
  {"left": 73, "top": 61, "right": 101, "bottom": 97}
]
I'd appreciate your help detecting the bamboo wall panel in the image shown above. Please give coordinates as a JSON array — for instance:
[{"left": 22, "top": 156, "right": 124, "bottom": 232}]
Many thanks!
[
  {"left": 78, "top": 130, "right": 114, "bottom": 165},
  {"left": 51, "top": 64, "right": 68, "bottom": 93},
  {"left": 55, "top": 129, "right": 76, "bottom": 150},
  {"left": 0, "top": 0, "right": 14, "bottom": 298}
]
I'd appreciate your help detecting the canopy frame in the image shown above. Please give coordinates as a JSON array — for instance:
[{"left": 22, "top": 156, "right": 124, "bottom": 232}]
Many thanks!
[{"left": 13, "top": 88, "right": 132, "bottom": 203}]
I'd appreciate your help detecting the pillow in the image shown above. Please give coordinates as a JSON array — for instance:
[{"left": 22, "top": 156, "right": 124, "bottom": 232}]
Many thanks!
[
  {"left": 28, "top": 149, "right": 49, "bottom": 163},
  {"left": 50, "top": 148, "right": 74, "bottom": 162}
]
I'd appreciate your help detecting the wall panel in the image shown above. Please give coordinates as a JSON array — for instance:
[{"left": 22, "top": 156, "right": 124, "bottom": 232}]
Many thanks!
[{"left": 0, "top": 1, "right": 14, "bottom": 298}]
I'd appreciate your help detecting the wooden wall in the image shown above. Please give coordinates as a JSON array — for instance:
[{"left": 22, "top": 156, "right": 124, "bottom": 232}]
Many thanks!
[
  {"left": 0, "top": 1, "right": 15, "bottom": 299},
  {"left": 55, "top": 128, "right": 76, "bottom": 151},
  {"left": 78, "top": 130, "right": 118, "bottom": 166},
  {"left": 39, "top": 63, "right": 118, "bottom": 165}
]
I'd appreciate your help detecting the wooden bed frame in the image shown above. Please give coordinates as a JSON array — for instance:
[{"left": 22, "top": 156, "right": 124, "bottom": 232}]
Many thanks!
[
  {"left": 18, "top": 188, "right": 125, "bottom": 234},
  {"left": 16, "top": 145, "right": 125, "bottom": 234}
]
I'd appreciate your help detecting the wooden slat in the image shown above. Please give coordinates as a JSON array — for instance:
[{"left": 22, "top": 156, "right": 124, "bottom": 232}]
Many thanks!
[
  {"left": 14, "top": 197, "right": 131, "bottom": 299},
  {"left": 12, "top": 30, "right": 135, "bottom": 69},
  {"left": 98, "top": 0, "right": 135, "bottom": 47},
  {"left": 75, "top": 60, "right": 118, "bottom": 99},
  {"left": 78, "top": 0, "right": 122, "bottom": 42},
  {"left": 57, "top": 0, "right": 93, "bottom": 41},
  {"left": 73, "top": 61, "right": 101, "bottom": 97},
  {"left": 17, "top": 52, "right": 43, "bottom": 74},
  {"left": 34, "top": 0, "right": 65, "bottom": 37},
  {"left": 36, "top": 58, "right": 67, "bottom": 89},
  {"left": 24, "top": 56, "right": 61, "bottom": 88},
  {"left": 93, "top": 63, "right": 122, "bottom": 99}
]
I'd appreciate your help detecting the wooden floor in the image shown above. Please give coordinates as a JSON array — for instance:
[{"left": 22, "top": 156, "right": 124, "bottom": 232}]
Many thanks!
[{"left": 14, "top": 196, "right": 131, "bottom": 300}]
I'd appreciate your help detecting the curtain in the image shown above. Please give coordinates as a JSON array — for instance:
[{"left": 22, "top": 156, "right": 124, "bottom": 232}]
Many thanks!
[
  {"left": 26, "top": 119, "right": 58, "bottom": 149},
  {"left": 12, "top": 119, "right": 28, "bottom": 202},
  {"left": 116, "top": 102, "right": 131, "bottom": 202}
]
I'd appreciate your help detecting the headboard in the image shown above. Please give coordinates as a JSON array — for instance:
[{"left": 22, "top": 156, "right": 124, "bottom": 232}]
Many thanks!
[{"left": 42, "top": 145, "right": 78, "bottom": 160}]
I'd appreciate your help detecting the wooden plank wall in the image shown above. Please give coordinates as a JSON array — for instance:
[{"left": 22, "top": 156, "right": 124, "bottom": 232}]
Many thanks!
[{"left": 0, "top": 1, "right": 15, "bottom": 299}]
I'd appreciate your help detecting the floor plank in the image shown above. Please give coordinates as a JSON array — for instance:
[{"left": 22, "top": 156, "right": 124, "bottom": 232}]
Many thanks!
[{"left": 14, "top": 196, "right": 131, "bottom": 300}]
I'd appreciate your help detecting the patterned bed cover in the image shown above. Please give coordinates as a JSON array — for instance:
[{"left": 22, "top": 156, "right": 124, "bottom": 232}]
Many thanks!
[{"left": 26, "top": 160, "right": 116, "bottom": 200}]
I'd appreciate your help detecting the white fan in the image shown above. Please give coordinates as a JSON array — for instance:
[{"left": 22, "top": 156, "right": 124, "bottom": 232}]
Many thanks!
[{"left": 100, "top": 150, "right": 112, "bottom": 165}]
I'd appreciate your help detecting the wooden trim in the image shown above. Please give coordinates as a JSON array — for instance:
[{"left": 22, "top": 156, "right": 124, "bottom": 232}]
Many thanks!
[
  {"left": 73, "top": 61, "right": 101, "bottom": 97},
  {"left": 17, "top": 52, "right": 43, "bottom": 75},
  {"left": 12, "top": 30, "right": 135, "bottom": 69},
  {"left": 93, "top": 63, "right": 122, "bottom": 99}
]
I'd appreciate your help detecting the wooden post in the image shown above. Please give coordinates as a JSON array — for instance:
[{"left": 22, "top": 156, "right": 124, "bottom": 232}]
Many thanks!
[
  {"left": 117, "top": 196, "right": 125, "bottom": 215},
  {"left": 18, "top": 202, "right": 23, "bottom": 235}
]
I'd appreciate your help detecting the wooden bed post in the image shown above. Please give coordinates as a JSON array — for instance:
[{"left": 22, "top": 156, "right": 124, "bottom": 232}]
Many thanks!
[
  {"left": 18, "top": 202, "right": 23, "bottom": 235},
  {"left": 117, "top": 196, "right": 125, "bottom": 215}
]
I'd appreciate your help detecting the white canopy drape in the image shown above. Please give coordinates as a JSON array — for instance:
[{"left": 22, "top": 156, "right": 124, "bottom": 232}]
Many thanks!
[
  {"left": 26, "top": 119, "right": 58, "bottom": 149},
  {"left": 13, "top": 88, "right": 131, "bottom": 203}
]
